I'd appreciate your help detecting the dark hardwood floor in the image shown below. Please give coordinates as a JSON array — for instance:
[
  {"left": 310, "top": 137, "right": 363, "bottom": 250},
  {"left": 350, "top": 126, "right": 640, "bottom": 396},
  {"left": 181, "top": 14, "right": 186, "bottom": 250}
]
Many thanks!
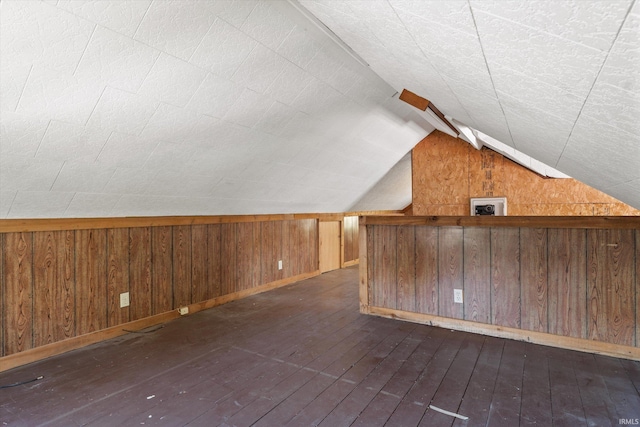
[{"left": 1, "top": 266, "right": 639, "bottom": 426}]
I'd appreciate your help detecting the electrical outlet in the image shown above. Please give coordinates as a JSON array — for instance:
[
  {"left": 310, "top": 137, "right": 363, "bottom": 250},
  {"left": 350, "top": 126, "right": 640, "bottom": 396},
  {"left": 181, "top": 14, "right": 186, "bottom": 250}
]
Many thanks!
[
  {"left": 179, "top": 306, "right": 189, "bottom": 315},
  {"left": 278, "top": 260, "right": 283, "bottom": 270},
  {"left": 454, "top": 289, "right": 463, "bottom": 304},
  {"left": 120, "top": 292, "right": 130, "bottom": 308}
]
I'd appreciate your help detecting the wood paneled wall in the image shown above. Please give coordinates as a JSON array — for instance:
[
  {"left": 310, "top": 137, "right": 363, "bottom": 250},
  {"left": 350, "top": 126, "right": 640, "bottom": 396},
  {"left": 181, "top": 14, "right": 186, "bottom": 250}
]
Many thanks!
[
  {"left": 343, "top": 216, "right": 359, "bottom": 264},
  {"left": 1, "top": 219, "right": 318, "bottom": 358},
  {"left": 364, "top": 220, "right": 639, "bottom": 354},
  {"left": 412, "top": 131, "right": 640, "bottom": 216}
]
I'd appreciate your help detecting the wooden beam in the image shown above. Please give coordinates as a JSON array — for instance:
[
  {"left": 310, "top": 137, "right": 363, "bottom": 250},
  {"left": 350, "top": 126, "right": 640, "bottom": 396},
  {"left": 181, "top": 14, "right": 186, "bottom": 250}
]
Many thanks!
[
  {"left": 0, "top": 211, "right": 405, "bottom": 233},
  {"left": 399, "top": 89, "right": 430, "bottom": 111},
  {"left": 361, "top": 215, "right": 640, "bottom": 229},
  {"left": 399, "top": 89, "right": 459, "bottom": 136}
]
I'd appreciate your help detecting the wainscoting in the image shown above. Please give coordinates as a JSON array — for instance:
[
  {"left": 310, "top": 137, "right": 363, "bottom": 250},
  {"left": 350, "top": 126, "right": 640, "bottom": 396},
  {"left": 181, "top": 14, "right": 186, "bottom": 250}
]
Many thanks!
[
  {"left": 360, "top": 216, "right": 640, "bottom": 360},
  {"left": 1, "top": 216, "right": 318, "bottom": 369}
]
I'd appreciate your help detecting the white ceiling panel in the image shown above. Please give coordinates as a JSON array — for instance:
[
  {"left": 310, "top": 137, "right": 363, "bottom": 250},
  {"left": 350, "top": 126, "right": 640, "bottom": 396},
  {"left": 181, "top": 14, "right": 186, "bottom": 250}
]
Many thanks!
[
  {"left": 57, "top": 0, "right": 151, "bottom": 38},
  {"left": 557, "top": 116, "right": 640, "bottom": 188},
  {"left": 51, "top": 161, "right": 116, "bottom": 193},
  {"left": 0, "top": 156, "right": 64, "bottom": 192},
  {"left": 64, "top": 192, "right": 121, "bottom": 218},
  {"left": 133, "top": 0, "right": 218, "bottom": 61},
  {"left": 186, "top": 73, "right": 241, "bottom": 119},
  {"left": 0, "top": 191, "right": 17, "bottom": 218},
  {"left": 95, "top": 132, "right": 158, "bottom": 169},
  {"left": 469, "top": 0, "right": 632, "bottom": 51},
  {"left": 1, "top": 0, "right": 637, "bottom": 217},
  {"left": 389, "top": 0, "right": 476, "bottom": 34},
  {"left": 189, "top": 18, "right": 258, "bottom": 79},
  {"left": 473, "top": 9, "right": 607, "bottom": 98},
  {"left": 86, "top": 86, "right": 158, "bottom": 135},
  {"left": 0, "top": 111, "right": 50, "bottom": 158},
  {"left": 231, "top": 44, "right": 289, "bottom": 94},
  {"left": 264, "top": 60, "right": 315, "bottom": 106},
  {"left": 241, "top": 0, "right": 296, "bottom": 50},
  {"left": 222, "top": 89, "right": 275, "bottom": 128},
  {"left": 604, "top": 178, "right": 640, "bottom": 209},
  {"left": 0, "top": 62, "right": 30, "bottom": 112},
  {"left": 103, "top": 167, "right": 155, "bottom": 195},
  {"left": 0, "top": 0, "right": 94, "bottom": 74},
  {"left": 500, "top": 94, "right": 574, "bottom": 166},
  {"left": 492, "top": 65, "right": 584, "bottom": 122},
  {"left": 36, "top": 120, "right": 111, "bottom": 163},
  {"left": 598, "top": 8, "right": 640, "bottom": 93},
  {"left": 7, "top": 191, "right": 75, "bottom": 218},
  {"left": 580, "top": 81, "right": 640, "bottom": 136},
  {"left": 74, "top": 26, "right": 160, "bottom": 94},
  {"left": 276, "top": 25, "right": 324, "bottom": 69},
  {"left": 17, "top": 67, "right": 104, "bottom": 126},
  {"left": 137, "top": 53, "right": 208, "bottom": 108}
]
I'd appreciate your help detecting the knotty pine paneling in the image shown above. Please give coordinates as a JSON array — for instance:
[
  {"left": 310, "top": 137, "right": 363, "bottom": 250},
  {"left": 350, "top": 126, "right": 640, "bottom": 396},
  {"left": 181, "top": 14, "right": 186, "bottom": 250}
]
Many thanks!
[
  {"left": 282, "top": 220, "right": 295, "bottom": 278},
  {"left": 108, "top": 228, "right": 129, "bottom": 326},
  {"left": 220, "top": 223, "right": 237, "bottom": 296},
  {"left": 261, "top": 221, "right": 283, "bottom": 284},
  {"left": 191, "top": 225, "right": 209, "bottom": 304},
  {"left": 415, "top": 226, "right": 438, "bottom": 314},
  {"left": 548, "top": 229, "right": 587, "bottom": 338},
  {"left": 344, "top": 216, "right": 359, "bottom": 263},
  {"left": 380, "top": 226, "right": 397, "bottom": 309},
  {"left": 172, "top": 225, "right": 191, "bottom": 308},
  {"left": 396, "top": 226, "right": 416, "bottom": 312},
  {"left": 129, "top": 227, "right": 152, "bottom": 321},
  {"left": 1, "top": 218, "right": 321, "bottom": 358},
  {"left": 491, "top": 228, "right": 521, "bottom": 328},
  {"left": 366, "top": 226, "right": 375, "bottom": 307},
  {"left": 438, "top": 227, "right": 464, "bottom": 319},
  {"left": 520, "top": 228, "right": 548, "bottom": 332},
  {"left": 307, "top": 219, "right": 319, "bottom": 273},
  {"left": 33, "top": 231, "right": 75, "bottom": 346},
  {"left": 75, "top": 229, "right": 107, "bottom": 335},
  {"left": 587, "top": 229, "right": 636, "bottom": 346},
  {"left": 364, "top": 221, "right": 640, "bottom": 350},
  {"left": 209, "top": 224, "right": 222, "bottom": 299},
  {"left": 3, "top": 233, "right": 33, "bottom": 355},
  {"left": 152, "top": 226, "right": 173, "bottom": 314},
  {"left": 463, "top": 228, "right": 491, "bottom": 323},
  {"left": 235, "top": 222, "right": 255, "bottom": 292}
]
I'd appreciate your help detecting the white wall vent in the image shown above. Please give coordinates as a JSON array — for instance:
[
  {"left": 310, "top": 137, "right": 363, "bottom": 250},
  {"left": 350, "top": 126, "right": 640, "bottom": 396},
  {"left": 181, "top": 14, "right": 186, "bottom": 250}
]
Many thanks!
[{"left": 470, "top": 197, "right": 507, "bottom": 216}]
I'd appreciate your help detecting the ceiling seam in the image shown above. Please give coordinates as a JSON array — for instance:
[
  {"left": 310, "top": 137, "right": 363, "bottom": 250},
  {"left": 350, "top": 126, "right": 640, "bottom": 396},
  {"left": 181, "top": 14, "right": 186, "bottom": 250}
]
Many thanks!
[
  {"left": 552, "top": 0, "right": 637, "bottom": 168},
  {"left": 385, "top": 0, "right": 482, "bottom": 134},
  {"left": 71, "top": 23, "right": 97, "bottom": 77},
  {"left": 12, "top": 64, "right": 33, "bottom": 114},
  {"left": 467, "top": 0, "right": 517, "bottom": 149}
]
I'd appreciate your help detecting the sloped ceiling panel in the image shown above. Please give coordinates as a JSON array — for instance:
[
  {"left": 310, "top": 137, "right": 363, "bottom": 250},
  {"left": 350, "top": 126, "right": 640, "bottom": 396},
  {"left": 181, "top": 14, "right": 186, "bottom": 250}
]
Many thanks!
[
  {"left": 0, "top": 0, "right": 434, "bottom": 218},
  {"left": 299, "top": 0, "right": 640, "bottom": 210},
  {"left": 349, "top": 152, "right": 412, "bottom": 212},
  {"left": 1, "top": 0, "right": 638, "bottom": 218}
]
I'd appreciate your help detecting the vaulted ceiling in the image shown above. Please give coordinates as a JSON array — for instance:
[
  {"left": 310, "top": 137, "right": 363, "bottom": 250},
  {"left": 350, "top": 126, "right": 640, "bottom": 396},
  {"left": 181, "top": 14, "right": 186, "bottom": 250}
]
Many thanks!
[{"left": 0, "top": 0, "right": 638, "bottom": 218}]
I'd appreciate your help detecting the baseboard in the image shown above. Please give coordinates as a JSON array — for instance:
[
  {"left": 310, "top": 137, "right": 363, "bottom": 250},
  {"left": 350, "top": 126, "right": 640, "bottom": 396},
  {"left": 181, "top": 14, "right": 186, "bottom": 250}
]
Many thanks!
[
  {"left": 1, "top": 270, "right": 321, "bottom": 373},
  {"left": 342, "top": 259, "right": 359, "bottom": 268},
  {"left": 366, "top": 305, "right": 640, "bottom": 361}
]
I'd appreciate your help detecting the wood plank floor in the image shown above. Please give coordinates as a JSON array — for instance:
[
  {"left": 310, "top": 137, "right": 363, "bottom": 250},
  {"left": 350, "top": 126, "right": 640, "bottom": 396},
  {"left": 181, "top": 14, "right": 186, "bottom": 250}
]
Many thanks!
[{"left": 1, "top": 266, "right": 639, "bottom": 426}]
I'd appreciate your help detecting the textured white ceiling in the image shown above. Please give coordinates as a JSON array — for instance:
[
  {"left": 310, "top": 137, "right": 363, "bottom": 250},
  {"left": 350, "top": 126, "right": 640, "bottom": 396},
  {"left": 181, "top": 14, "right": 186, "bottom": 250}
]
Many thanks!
[
  {"left": 0, "top": 0, "right": 638, "bottom": 218},
  {"left": 299, "top": 0, "right": 639, "bottom": 210}
]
